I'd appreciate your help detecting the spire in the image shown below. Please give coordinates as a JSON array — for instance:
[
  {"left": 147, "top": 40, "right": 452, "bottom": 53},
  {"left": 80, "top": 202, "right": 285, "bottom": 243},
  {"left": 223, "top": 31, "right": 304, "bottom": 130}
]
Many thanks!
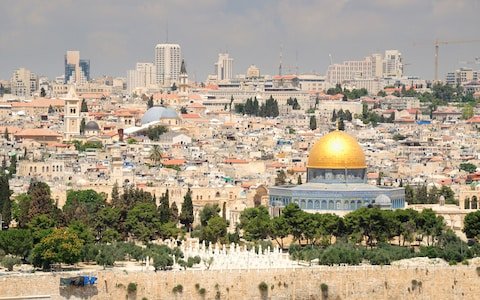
[{"left": 180, "top": 59, "right": 187, "bottom": 74}]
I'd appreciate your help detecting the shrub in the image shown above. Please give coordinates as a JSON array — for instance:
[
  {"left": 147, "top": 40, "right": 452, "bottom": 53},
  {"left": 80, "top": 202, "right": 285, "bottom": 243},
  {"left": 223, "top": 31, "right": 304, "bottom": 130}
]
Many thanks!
[
  {"left": 320, "top": 283, "right": 329, "bottom": 299},
  {"left": 199, "top": 288, "right": 206, "bottom": 295},
  {"left": 195, "top": 283, "right": 200, "bottom": 290},
  {"left": 127, "top": 282, "right": 137, "bottom": 294},
  {"left": 258, "top": 281, "right": 268, "bottom": 292},
  {"left": 172, "top": 284, "right": 183, "bottom": 294},
  {"left": 319, "top": 243, "right": 362, "bottom": 265},
  {"left": 1, "top": 255, "right": 21, "bottom": 271}
]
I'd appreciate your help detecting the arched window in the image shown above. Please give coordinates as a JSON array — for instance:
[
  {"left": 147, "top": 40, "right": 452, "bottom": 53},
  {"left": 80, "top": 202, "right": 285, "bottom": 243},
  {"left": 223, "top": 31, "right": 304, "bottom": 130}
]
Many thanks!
[
  {"left": 328, "top": 200, "right": 334, "bottom": 210},
  {"left": 472, "top": 196, "right": 478, "bottom": 210},
  {"left": 321, "top": 200, "right": 327, "bottom": 210},
  {"left": 350, "top": 200, "right": 356, "bottom": 210},
  {"left": 215, "top": 191, "right": 220, "bottom": 197},
  {"left": 465, "top": 197, "right": 470, "bottom": 209},
  {"left": 300, "top": 199, "right": 306, "bottom": 209},
  {"left": 314, "top": 200, "right": 320, "bottom": 209},
  {"left": 307, "top": 200, "right": 313, "bottom": 210}
]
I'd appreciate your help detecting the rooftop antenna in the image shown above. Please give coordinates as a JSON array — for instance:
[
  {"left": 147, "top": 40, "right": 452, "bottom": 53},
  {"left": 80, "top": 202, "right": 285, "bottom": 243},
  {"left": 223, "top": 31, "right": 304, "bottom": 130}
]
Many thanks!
[
  {"left": 279, "top": 44, "right": 283, "bottom": 76},
  {"left": 166, "top": 21, "right": 169, "bottom": 43},
  {"left": 295, "top": 49, "right": 299, "bottom": 75}
]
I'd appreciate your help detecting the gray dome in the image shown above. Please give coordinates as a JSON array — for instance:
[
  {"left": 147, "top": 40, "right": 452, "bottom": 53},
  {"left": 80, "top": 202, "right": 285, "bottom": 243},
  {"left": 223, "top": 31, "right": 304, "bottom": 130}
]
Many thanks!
[
  {"left": 141, "top": 107, "right": 179, "bottom": 125},
  {"left": 85, "top": 121, "right": 100, "bottom": 131},
  {"left": 374, "top": 194, "right": 391, "bottom": 205}
]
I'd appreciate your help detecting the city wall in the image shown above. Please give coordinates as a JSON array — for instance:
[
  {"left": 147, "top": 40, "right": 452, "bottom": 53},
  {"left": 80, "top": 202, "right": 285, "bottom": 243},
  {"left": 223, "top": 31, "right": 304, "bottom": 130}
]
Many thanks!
[{"left": 1, "top": 265, "right": 479, "bottom": 300}]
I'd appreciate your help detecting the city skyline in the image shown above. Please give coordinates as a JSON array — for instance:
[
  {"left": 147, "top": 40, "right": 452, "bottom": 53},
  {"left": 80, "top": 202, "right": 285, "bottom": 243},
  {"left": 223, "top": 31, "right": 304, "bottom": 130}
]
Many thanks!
[{"left": 0, "top": 0, "right": 479, "bottom": 81}]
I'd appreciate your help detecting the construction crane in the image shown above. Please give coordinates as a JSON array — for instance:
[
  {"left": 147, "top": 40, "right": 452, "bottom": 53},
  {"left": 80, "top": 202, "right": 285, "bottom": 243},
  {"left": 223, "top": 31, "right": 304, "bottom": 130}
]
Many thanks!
[{"left": 433, "top": 39, "right": 480, "bottom": 81}]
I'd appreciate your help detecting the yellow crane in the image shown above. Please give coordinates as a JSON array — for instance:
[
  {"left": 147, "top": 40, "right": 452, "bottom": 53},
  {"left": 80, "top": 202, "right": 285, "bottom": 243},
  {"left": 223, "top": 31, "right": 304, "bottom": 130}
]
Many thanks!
[{"left": 433, "top": 39, "right": 480, "bottom": 81}]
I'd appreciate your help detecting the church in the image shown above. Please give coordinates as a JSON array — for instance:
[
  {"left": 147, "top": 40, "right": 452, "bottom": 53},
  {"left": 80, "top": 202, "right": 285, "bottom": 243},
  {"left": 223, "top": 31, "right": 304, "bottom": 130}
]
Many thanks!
[{"left": 269, "top": 130, "right": 405, "bottom": 216}]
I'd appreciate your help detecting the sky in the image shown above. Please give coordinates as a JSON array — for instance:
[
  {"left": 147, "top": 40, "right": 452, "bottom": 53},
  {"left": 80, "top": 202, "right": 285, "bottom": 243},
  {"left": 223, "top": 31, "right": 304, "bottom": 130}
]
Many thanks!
[{"left": 1, "top": 0, "right": 479, "bottom": 81}]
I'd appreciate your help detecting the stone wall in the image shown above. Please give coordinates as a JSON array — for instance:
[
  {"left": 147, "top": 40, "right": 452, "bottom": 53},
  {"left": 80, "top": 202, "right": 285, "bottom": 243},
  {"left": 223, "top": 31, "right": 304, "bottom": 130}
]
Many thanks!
[{"left": 1, "top": 265, "right": 479, "bottom": 300}]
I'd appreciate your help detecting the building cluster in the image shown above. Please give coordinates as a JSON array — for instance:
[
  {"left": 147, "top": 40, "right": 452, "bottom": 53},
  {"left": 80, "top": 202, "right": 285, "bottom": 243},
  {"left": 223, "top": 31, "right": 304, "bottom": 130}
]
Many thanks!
[{"left": 0, "top": 43, "right": 479, "bottom": 232}]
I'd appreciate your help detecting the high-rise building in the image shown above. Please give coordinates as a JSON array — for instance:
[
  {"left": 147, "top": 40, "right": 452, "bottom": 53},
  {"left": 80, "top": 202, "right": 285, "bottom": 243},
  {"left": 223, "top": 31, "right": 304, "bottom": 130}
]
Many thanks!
[
  {"left": 127, "top": 62, "right": 156, "bottom": 94},
  {"left": 446, "top": 67, "right": 478, "bottom": 85},
  {"left": 383, "top": 50, "right": 403, "bottom": 78},
  {"left": 10, "top": 67, "right": 38, "bottom": 96},
  {"left": 154, "top": 43, "right": 181, "bottom": 87},
  {"left": 215, "top": 53, "right": 234, "bottom": 82},
  {"left": 64, "top": 50, "right": 90, "bottom": 84}
]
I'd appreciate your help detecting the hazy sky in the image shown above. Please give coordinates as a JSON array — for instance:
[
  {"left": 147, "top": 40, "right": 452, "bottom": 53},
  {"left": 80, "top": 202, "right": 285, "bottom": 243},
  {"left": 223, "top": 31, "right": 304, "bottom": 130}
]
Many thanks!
[{"left": 1, "top": 0, "right": 479, "bottom": 81}]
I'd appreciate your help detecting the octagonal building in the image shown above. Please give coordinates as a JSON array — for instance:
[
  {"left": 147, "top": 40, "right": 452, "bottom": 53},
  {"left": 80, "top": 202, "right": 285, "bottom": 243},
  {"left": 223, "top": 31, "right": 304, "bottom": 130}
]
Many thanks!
[{"left": 269, "top": 130, "right": 405, "bottom": 216}]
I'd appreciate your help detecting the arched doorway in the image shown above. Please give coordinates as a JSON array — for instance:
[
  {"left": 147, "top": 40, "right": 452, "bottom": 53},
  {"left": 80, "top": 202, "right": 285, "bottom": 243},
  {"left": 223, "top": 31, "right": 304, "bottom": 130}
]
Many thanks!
[{"left": 253, "top": 185, "right": 268, "bottom": 207}]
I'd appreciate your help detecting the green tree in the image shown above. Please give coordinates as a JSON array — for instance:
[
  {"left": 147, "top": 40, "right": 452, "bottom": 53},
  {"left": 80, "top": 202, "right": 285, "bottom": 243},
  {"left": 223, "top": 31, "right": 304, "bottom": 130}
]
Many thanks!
[
  {"left": 309, "top": 115, "right": 317, "bottom": 130},
  {"left": 3, "top": 127, "right": 9, "bottom": 141},
  {"left": 12, "top": 193, "right": 31, "bottom": 228},
  {"left": 80, "top": 99, "right": 88, "bottom": 112},
  {"left": 126, "top": 202, "right": 160, "bottom": 242},
  {"left": 404, "top": 184, "right": 415, "bottom": 204},
  {"left": 7, "top": 155, "right": 16, "bottom": 178},
  {"left": 144, "top": 125, "right": 168, "bottom": 141},
  {"left": 282, "top": 203, "right": 307, "bottom": 243},
  {"left": 460, "top": 163, "right": 477, "bottom": 173},
  {"left": 338, "top": 118, "right": 345, "bottom": 131},
  {"left": 297, "top": 175, "right": 302, "bottom": 185},
  {"left": 439, "top": 186, "right": 455, "bottom": 204},
  {"left": 418, "top": 209, "right": 445, "bottom": 246},
  {"left": 463, "top": 210, "right": 480, "bottom": 240},
  {"left": 94, "top": 206, "right": 121, "bottom": 242},
  {"left": 95, "top": 244, "right": 116, "bottom": 269},
  {"left": 415, "top": 185, "right": 428, "bottom": 204},
  {"left": 27, "top": 181, "right": 55, "bottom": 222},
  {"left": 147, "top": 96, "right": 154, "bottom": 109},
  {"left": 158, "top": 190, "right": 171, "bottom": 224},
  {"left": 111, "top": 181, "right": 120, "bottom": 207},
  {"left": 80, "top": 118, "right": 86, "bottom": 134},
  {"left": 170, "top": 202, "right": 179, "bottom": 222},
  {"left": 179, "top": 188, "right": 194, "bottom": 230},
  {"left": 0, "top": 176, "right": 12, "bottom": 226},
  {"left": 40, "top": 87, "right": 46, "bottom": 97},
  {"left": 31, "top": 228, "right": 83, "bottom": 270},
  {"left": 239, "top": 206, "right": 271, "bottom": 241},
  {"left": 201, "top": 215, "right": 228, "bottom": 244},
  {"left": 200, "top": 204, "right": 220, "bottom": 227},
  {"left": 149, "top": 145, "right": 163, "bottom": 166},
  {"left": 275, "top": 170, "right": 287, "bottom": 186},
  {"left": 0, "top": 229, "right": 33, "bottom": 260},
  {"left": 63, "top": 189, "right": 105, "bottom": 224},
  {"left": 270, "top": 216, "right": 290, "bottom": 249},
  {"left": 344, "top": 207, "right": 393, "bottom": 247}
]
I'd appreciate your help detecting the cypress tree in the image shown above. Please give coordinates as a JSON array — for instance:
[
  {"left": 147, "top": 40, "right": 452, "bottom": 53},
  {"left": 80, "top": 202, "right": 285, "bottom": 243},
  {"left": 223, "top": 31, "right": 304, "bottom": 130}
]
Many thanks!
[
  {"left": 0, "top": 176, "right": 11, "bottom": 227},
  {"left": 170, "top": 202, "right": 179, "bottom": 222},
  {"left": 158, "top": 190, "right": 171, "bottom": 223},
  {"left": 179, "top": 188, "right": 194, "bottom": 230}
]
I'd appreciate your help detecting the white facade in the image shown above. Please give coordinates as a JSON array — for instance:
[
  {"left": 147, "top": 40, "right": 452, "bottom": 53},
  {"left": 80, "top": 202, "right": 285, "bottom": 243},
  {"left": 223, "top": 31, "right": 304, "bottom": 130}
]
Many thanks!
[
  {"left": 127, "top": 62, "right": 156, "bottom": 94},
  {"left": 63, "top": 86, "right": 81, "bottom": 140},
  {"left": 446, "top": 68, "right": 478, "bottom": 85},
  {"left": 10, "top": 67, "right": 38, "bottom": 97},
  {"left": 155, "top": 43, "right": 181, "bottom": 86},
  {"left": 383, "top": 50, "right": 403, "bottom": 78},
  {"left": 215, "top": 53, "right": 234, "bottom": 83},
  {"left": 65, "top": 50, "right": 89, "bottom": 85}
]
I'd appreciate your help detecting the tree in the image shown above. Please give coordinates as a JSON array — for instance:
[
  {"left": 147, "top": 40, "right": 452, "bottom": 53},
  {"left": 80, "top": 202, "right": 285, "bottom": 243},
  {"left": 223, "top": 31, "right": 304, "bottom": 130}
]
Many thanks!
[
  {"left": 180, "top": 106, "right": 187, "bottom": 114},
  {"left": 63, "top": 189, "right": 105, "bottom": 224},
  {"left": 111, "top": 181, "right": 120, "bottom": 207},
  {"left": 31, "top": 228, "right": 83, "bottom": 270},
  {"left": 12, "top": 193, "right": 31, "bottom": 228},
  {"left": 439, "top": 186, "right": 455, "bottom": 204},
  {"left": 95, "top": 244, "right": 116, "bottom": 269},
  {"left": 40, "top": 87, "right": 46, "bottom": 97},
  {"left": 275, "top": 170, "right": 287, "bottom": 186},
  {"left": 201, "top": 216, "right": 228, "bottom": 244},
  {"left": 415, "top": 185, "right": 428, "bottom": 204},
  {"left": 179, "top": 188, "right": 194, "bottom": 230},
  {"left": 149, "top": 145, "right": 162, "bottom": 166},
  {"left": 418, "top": 209, "right": 444, "bottom": 246},
  {"left": 147, "top": 96, "right": 154, "bottom": 109},
  {"left": 200, "top": 204, "right": 220, "bottom": 227},
  {"left": 171, "top": 82, "right": 177, "bottom": 91},
  {"left": 338, "top": 118, "right": 345, "bottom": 131},
  {"left": 94, "top": 206, "right": 121, "bottom": 242},
  {"left": 170, "top": 202, "right": 179, "bottom": 222},
  {"left": 8, "top": 155, "right": 17, "bottom": 178},
  {"left": 282, "top": 203, "right": 307, "bottom": 243},
  {"left": 0, "top": 176, "right": 12, "bottom": 226},
  {"left": 404, "top": 184, "right": 415, "bottom": 204},
  {"left": 239, "top": 206, "right": 271, "bottom": 241},
  {"left": 80, "top": 118, "right": 86, "bottom": 134},
  {"left": 377, "top": 90, "right": 387, "bottom": 97},
  {"left": 460, "top": 163, "right": 477, "bottom": 173},
  {"left": 48, "top": 105, "right": 55, "bottom": 114},
  {"left": 463, "top": 210, "right": 480, "bottom": 240},
  {"left": 126, "top": 202, "right": 160, "bottom": 242},
  {"left": 3, "top": 127, "right": 9, "bottom": 141},
  {"left": 309, "top": 115, "right": 317, "bottom": 130},
  {"left": 158, "top": 190, "right": 171, "bottom": 224},
  {"left": 297, "top": 175, "right": 302, "bottom": 185},
  {"left": 80, "top": 99, "right": 88, "bottom": 112},
  {"left": 270, "top": 216, "right": 290, "bottom": 249},
  {"left": 144, "top": 125, "right": 168, "bottom": 141},
  {"left": 27, "top": 181, "right": 55, "bottom": 222},
  {"left": 0, "top": 229, "right": 33, "bottom": 260}
]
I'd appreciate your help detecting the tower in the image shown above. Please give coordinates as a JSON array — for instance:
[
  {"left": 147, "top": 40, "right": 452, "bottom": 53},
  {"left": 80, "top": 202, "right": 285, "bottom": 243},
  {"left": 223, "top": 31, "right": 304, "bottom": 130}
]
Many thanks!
[
  {"left": 63, "top": 86, "right": 81, "bottom": 140},
  {"left": 215, "top": 53, "right": 233, "bottom": 83},
  {"left": 154, "top": 43, "right": 181, "bottom": 87},
  {"left": 64, "top": 51, "right": 90, "bottom": 84},
  {"left": 178, "top": 59, "right": 189, "bottom": 102}
]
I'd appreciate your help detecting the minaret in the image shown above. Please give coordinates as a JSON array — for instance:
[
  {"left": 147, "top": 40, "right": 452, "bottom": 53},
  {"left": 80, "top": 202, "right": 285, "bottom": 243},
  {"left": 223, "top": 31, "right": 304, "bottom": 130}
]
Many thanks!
[
  {"left": 63, "top": 85, "right": 81, "bottom": 140},
  {"left": 178, "top": 59, "right": 189, "bottom": 102}
]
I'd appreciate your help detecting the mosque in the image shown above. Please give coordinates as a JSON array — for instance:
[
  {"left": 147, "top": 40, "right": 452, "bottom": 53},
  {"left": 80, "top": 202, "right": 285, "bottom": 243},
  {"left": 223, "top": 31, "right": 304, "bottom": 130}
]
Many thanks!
[{"left": 269, "top": 130, "right": 405, "bottom": 216}]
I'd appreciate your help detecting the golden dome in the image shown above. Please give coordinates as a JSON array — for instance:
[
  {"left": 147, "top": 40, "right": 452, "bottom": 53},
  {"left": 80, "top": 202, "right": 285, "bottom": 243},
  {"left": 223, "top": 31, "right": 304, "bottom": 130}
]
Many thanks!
[{"left": 307, "top": 130, "right": 367, "bottom": 169}]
